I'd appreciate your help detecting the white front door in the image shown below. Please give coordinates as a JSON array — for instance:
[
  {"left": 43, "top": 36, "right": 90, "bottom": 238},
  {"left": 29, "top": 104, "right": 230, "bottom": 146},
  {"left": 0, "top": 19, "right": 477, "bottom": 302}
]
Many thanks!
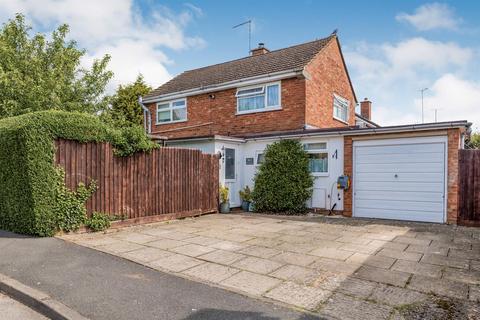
[
  {"left": 353, "top": 136, "right": 447, "bottom": 223},
  {"left": 221, "top": 144, "right": 242, "bottom": 207}
]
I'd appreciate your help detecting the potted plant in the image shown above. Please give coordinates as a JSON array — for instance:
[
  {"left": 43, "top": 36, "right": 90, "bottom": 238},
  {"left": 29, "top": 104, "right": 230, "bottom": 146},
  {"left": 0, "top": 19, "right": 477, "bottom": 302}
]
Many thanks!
[
  {"left": 219, "top": 185, "right": 230, "bottom": 213},
  {"left": 239, "top": 186, "right": 252, "bottom": 212}
]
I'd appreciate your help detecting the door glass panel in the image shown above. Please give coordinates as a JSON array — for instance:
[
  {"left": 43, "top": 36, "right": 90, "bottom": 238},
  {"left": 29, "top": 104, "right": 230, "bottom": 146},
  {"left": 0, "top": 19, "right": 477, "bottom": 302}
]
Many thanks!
[{"left": 225, "top": 148, "right": 235, "bottom": 180}]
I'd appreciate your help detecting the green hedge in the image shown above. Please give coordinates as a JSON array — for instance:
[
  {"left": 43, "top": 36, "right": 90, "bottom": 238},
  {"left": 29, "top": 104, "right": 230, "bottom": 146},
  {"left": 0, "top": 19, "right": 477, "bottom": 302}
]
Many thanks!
[
  {"left": 0, "top": 110, "right": 157, "bottom": 236},
  {"left": 252, "top": 140, "right": 313, "bottom": 213}
]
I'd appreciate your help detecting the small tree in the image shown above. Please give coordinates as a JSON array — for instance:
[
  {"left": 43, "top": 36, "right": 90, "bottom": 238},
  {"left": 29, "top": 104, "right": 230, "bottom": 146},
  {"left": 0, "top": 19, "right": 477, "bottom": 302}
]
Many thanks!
[
  {"left": 252, "top": 140, "right": 313, "bottom": 213},
  {"left": 466, "top": 132, "right": 480, "bottom": 149},
  {"left": 0, "top": 14, "right": 113, "bottom": 118},
  {"left": 104, "top": 75, "right": 152, "bottom": 127}
]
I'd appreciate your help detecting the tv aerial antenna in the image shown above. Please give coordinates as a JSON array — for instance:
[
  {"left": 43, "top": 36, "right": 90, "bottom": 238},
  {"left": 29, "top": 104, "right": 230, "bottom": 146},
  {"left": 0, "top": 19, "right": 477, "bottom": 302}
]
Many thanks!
[{"left": 233, "top": 20, "right": 252, "bottom": 54}]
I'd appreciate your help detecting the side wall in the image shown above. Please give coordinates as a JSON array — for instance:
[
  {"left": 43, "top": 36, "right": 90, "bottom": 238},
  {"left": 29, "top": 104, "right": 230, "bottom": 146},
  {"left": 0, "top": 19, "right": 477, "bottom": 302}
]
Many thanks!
[
  {"left": 304, "top": 38, "right": 356, "bottom": 128},
  {"left": 148, "top": 77, "right": 307, "bottom": 139},
  {"left": 343, "top": 129, "right": 462, "bottom": 224}
]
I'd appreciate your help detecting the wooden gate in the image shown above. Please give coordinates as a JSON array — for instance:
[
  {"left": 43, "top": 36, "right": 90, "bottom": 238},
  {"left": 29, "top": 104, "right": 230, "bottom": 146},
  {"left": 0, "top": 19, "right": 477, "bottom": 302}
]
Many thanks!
[
  {"left": 55, "top": 139, "right": 219, "bottom": 223},
  {"left": 458, "top": 149, "right": 480, "bottom": 226}
]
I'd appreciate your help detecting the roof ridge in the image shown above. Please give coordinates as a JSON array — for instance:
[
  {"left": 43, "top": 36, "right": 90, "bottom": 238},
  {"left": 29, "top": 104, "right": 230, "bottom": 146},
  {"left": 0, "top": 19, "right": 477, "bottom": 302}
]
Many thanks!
[{"left": 181, "top": 34, "right": 336, "bottom": 74}]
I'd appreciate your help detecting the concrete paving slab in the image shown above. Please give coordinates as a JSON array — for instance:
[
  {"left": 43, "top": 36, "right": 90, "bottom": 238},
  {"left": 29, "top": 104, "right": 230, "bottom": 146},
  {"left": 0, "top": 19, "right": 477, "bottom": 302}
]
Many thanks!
[
  {"left": 309, "top": 247, "right": 353, "bottom": 260},
  {"left": 270, "top": 251, "right": 318, "bottom": 267},
  {"left": 264, "top": 281, "right": 331, "bottom": 311},
  {"left": 420, "top": 253, "right": 470, "bottom": 269},
  {"left": 310, "top": 258, "right": 361, "bottom": 275},
  {"left": 346, "top": 252, "right": 396, "bottom": 269},
  {"left": 182, "top": 262, "right": 240, "bottom": 284},
  {"left": 238, "top": 245, "right": 281, "bottom": 259},
  {"left": 145, "top": 238, "right": 185, "bottom": 250},
  {"left": 232, "top": 256, "right": 284, "bottom": 275},
  {"left": 269, "top": 264, "right": 317, "bottom": 284},
  {"left": 148, "top": 253, "right": 204, "bottom": 272},
  {"left": 376, "top": 248, "right": 422, "bottom": 262},
  {"left": 121, "top": 247, "right": 174, "bottom": 263},
  {"left": 320, "top": 293, "right": 392, "bottom": 320},
  {"left": 197, "top": 249, "right": 246, "bottom": 265},
  {"left": 113, "top": 232, "right": 158, "bottom": 244},
  {"left": 169, "top": 244, "right": 216, "bottom": 257},
  {"left": 391, "top": 260, "right": 442, "bottom": 278},
  {"left": 220, "top": 271, "right": 282, "bottom": 296},
  {"left": 370, "top": 284, "right": 428, "bottom": 306},
  {"left": 354, "top": 266, "right": 410, "bottom": 287},
  {"left": 407, "top": 275, "right": 468, "bottom": 299}
]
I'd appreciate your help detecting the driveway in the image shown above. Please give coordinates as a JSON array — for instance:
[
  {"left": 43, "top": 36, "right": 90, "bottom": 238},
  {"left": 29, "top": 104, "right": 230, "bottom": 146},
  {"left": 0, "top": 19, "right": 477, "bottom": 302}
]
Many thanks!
[{"left": 61, "top": 214, "right": 480, "bottom": 319}]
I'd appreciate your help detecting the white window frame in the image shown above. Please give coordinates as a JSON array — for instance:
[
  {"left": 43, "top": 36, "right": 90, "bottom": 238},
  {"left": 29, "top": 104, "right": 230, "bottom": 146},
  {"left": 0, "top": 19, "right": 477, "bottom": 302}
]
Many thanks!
[
  {"left": 333, "top": 94, "right": 349, "bottom": 124},
  {"left": 236, "top": 81, "right": 281, "bottom": 115},
  {"left": 304, "top": 142, "right": 329, "bottom": 176},
  {"left": 254, "top": 151, "right": 265, "bottom": 167},
  {"left": 156, "top": 98, "right": 187, "bottom": 125}
]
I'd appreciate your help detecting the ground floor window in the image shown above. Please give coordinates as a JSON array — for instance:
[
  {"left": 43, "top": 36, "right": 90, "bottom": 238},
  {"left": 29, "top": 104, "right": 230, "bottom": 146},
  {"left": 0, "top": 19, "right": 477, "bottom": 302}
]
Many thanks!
[{"left": 304, "top": 143, "right": 328, "bottom": 175}]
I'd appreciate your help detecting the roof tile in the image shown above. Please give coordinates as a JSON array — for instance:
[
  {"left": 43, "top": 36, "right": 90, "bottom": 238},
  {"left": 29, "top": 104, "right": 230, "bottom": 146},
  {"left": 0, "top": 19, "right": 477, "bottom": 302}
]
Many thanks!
[{"left": 145, "top": 35, "right": 335, "bottom": 99}]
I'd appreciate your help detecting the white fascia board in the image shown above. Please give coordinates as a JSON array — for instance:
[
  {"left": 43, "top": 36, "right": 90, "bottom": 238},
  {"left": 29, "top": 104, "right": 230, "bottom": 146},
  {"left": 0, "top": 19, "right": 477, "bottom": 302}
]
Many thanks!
[
  {"left": 142, "top": 68, "right": 304, "bottom": 103},
  {"left": 244, "top": 121, "right": 470, "bottom": 142}
]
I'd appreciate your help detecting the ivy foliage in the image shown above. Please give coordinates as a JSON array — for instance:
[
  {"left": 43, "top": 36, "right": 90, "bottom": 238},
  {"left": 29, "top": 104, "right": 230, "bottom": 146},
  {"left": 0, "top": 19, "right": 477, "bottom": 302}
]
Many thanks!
[
  {"left": 53, "top": 168, "right": 97, "bottom": 232},
  {"left": 85, "top": 212, "right": 111, "bottom": 232},
  {"left": 0, "top": 110, "right": 158, "bottom": 236},
  {"left": 252, "top": 140, "right": 313, "bottom": 214}
]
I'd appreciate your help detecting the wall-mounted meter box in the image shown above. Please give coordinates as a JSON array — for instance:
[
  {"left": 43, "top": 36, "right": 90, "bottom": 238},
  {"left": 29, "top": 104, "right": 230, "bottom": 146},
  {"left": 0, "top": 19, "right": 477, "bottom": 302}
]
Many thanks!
[{"left": 337, "top": 175, "right": 350, "bottom": 190}]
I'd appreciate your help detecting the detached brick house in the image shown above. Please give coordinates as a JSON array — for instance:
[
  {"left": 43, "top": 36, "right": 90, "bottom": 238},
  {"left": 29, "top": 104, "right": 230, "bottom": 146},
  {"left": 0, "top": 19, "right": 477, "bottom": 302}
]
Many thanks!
[{"left": 141, "top": 34, "right": 471, "bottom": 224}]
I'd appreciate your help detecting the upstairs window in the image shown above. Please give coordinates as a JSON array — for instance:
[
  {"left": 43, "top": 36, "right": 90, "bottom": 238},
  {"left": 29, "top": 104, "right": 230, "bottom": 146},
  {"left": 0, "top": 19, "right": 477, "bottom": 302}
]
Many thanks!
[
  {"left": 304, "top": 142, "right": 328, "bottom": 175},
  {"left": 156, "top": 99, "right": 187, "bottom": 124},
  {"left": 333, "top": 94, "right": 349, "bottom": 123},
  {"left": 236, "top": 82, "right": 280, "bottom": 114}
]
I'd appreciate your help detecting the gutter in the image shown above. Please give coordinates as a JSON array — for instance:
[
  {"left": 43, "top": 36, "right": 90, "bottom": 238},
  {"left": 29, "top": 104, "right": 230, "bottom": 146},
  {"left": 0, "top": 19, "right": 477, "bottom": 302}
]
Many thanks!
[
  {"left": 138, "top": 96, "right": 151, "bottom": 134},
  {"left": 142, "top": 68, "right": 305, "bottom": 103},
  {"left": 244, "top": 121, "right": 471, "bottom": 142}
]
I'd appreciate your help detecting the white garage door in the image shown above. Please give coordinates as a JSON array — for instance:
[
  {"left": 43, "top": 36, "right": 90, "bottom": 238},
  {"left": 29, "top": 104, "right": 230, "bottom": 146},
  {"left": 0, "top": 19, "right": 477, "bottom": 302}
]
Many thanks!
[{"left": 353, "top": 137, "right": 447, "bottom": 223}]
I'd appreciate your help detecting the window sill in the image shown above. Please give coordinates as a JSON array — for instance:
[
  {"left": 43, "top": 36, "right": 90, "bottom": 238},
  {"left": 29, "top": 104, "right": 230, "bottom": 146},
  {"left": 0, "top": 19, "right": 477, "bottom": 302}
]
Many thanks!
[
  {"left": 236, "top": 106, "right": 282, "bottom": 116},
  {"left": 312, "top": 172, "right": 329, "bottom": 177},
  {"left": 156, "top": 119, "right": 188, "bottom": 126},
  {"left": 333, "top": 116, "right": 349, "bottom": 125}
]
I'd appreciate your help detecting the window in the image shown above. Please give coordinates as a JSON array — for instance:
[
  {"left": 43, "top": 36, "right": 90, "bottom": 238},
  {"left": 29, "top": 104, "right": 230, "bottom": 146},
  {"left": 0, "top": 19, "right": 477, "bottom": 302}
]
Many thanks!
[
  {"left": 156, "top": 99, "right": 187, "bottom": 124},
  {"left": 333, "top": 94, "right": 349, "bottom": 123},
  {"left": 255, "top": 151, "right": 265, "bottom": 166},
  {"left": 236, "top": 82, "right": 280, "bottom": 113},
  {"left": 225, "top": 148, "right": 236, "bottom": 180},
  {"left": 304, "top": 143, "right": 328, "bottom": 175}
]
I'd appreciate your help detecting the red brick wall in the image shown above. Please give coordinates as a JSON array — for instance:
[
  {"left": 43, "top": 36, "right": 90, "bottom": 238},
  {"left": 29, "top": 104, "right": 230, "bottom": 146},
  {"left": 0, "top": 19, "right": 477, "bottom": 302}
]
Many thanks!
[
  {"left": 343, "top": 129, "right": 462, "bottom": 223},
  {"left": 447, "top": 128, "right": 460, "bottom": 224},
  {"left": 304, "top": 38, "right": 356, "bottom": 128},
  {"left": 148, "top": 77, "right": 306, "bottom": 139}
]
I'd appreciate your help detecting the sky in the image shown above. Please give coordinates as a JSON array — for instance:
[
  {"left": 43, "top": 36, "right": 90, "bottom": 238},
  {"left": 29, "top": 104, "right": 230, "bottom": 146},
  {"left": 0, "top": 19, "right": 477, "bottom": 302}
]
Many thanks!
[{"left": 1, "top": 1, "right": 479, "bottom": 129}]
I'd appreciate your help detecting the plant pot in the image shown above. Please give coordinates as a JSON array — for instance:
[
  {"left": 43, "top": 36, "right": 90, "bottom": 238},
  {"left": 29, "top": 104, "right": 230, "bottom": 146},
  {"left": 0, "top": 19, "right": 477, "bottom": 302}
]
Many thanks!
[
  {"left": 248, "top": 202, "right": 255, "bottom": 212},
  {"left": 220, "top": 201, "right": 230, "bottom": 213},
  {"left": 241, "top": 200, "right": 250, "bottom": 212}
]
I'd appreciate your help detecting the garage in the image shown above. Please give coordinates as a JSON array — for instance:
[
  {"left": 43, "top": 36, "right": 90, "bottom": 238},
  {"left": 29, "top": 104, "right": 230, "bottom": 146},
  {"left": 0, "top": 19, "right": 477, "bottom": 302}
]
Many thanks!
[{"left": 353, "top": 136, "right": 447, "bottom": 223}]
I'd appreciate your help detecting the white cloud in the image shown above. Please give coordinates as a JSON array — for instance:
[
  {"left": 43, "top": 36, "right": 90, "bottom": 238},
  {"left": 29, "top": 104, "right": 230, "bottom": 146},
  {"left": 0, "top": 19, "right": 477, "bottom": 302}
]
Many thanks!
[
  {"left": 396, "top": 3, "right": 461, "bottom": 31},
  {"left": 0, "top": 0, "right": 205, "bottom": 91},
  {"left": 421, "top": 74, "right": 480, "bottom": 129},
  {"left": 345, "top": 38, "right": 478, "bottom": 128}
]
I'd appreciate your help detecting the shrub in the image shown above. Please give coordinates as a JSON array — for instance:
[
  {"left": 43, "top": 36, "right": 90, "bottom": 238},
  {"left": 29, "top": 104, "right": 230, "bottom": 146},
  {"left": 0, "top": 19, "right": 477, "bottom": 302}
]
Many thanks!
[
  {"left": 0, "top": 110, "right": 158, "bottom": 236},
  {"left": 54, "top": 168, "right": 97, "bottom": 232},
  {"left": 239, "top": 186, "right": 252, "bottom": 202},
  {"left": 252, "top": 140, "right": 313, "bottom": 214},
  {"left": 219, "top": 185, "right": 229, "bottom": 203},
  {"left": 85, "top": 212, "right": 111, "bottom": 232}
]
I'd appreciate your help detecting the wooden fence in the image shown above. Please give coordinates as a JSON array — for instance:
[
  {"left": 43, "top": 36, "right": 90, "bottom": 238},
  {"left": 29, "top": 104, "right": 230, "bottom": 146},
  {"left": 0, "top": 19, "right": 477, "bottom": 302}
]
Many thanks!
[
  {"left": 54, "top": 139, "right": 219, "bottom": 223},
  {"left": 458, "top": 149, "right": 480, "bottom": 226}
]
